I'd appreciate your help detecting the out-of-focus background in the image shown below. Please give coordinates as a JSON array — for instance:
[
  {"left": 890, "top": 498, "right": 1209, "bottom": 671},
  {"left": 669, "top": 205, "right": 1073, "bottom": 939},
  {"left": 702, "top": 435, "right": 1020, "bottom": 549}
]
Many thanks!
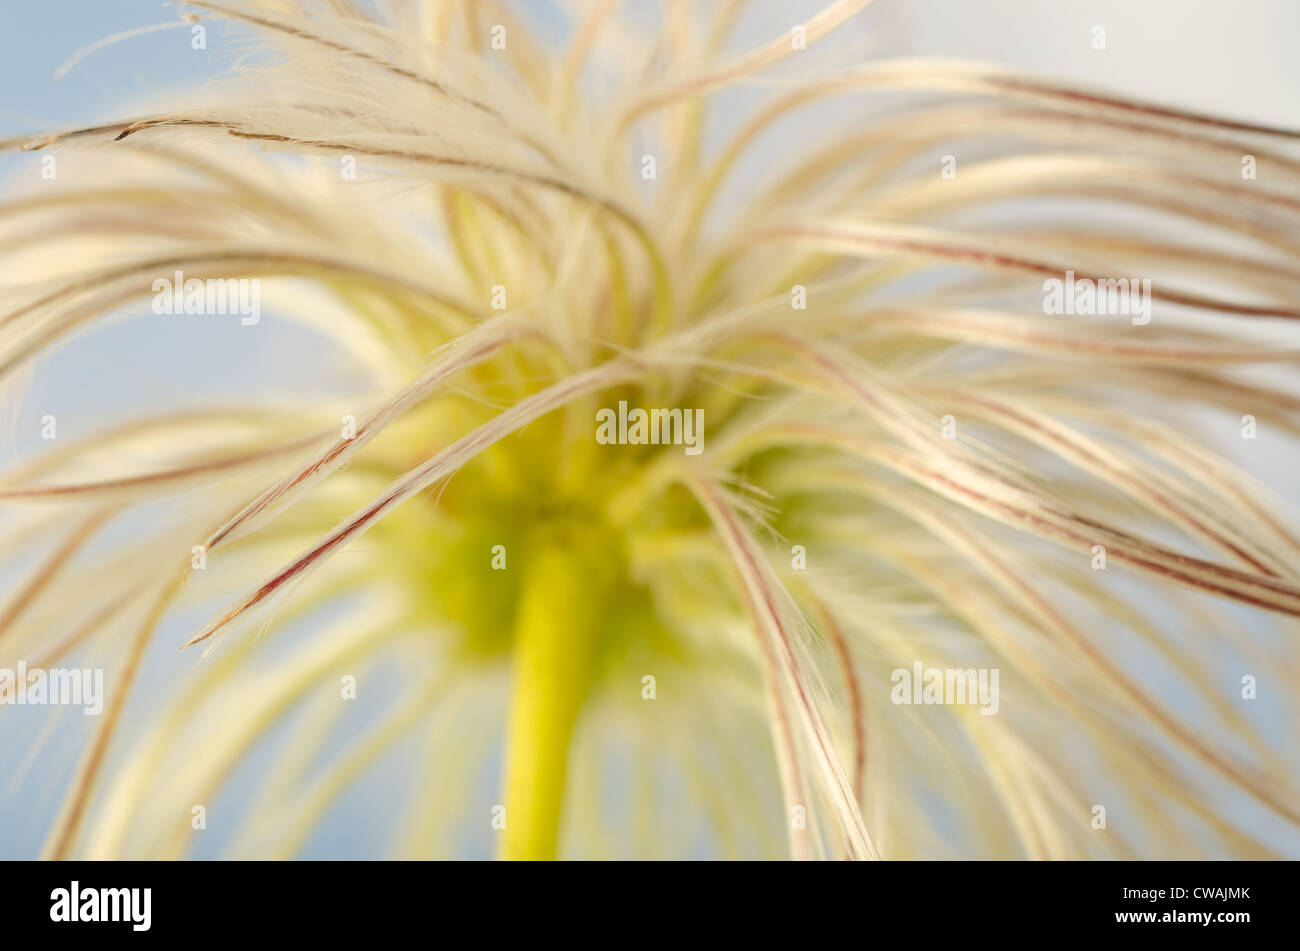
[
  {"left": 8, "top": 1, "right": 1299, "bottom": 128},
  {"left": 1, "top": 1, "right": 1297, "bottom": 858}
]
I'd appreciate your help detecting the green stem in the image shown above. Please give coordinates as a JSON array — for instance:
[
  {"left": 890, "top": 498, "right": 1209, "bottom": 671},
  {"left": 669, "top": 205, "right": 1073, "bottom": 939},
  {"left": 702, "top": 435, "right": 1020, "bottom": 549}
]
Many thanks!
[{"left": 500, "top": 542, "right": 603, "bottom": 860}]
